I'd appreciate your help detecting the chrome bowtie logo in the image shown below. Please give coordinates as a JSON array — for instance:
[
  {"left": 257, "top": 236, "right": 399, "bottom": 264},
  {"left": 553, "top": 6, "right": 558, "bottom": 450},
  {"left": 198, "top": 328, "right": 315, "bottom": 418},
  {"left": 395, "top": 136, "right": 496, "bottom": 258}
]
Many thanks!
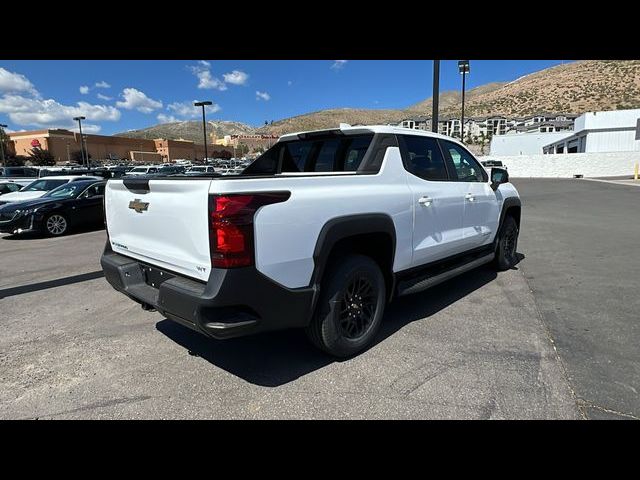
[{"left": 128, "top": 199, "right": 149, "bottom": 213}]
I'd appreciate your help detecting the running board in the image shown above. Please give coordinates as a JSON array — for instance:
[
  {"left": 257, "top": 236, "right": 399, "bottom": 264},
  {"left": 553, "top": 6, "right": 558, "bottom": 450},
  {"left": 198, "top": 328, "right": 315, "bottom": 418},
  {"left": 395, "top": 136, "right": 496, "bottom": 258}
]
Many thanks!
[{"left": 397, "top": 253, "right": 495, "bottom": 297}]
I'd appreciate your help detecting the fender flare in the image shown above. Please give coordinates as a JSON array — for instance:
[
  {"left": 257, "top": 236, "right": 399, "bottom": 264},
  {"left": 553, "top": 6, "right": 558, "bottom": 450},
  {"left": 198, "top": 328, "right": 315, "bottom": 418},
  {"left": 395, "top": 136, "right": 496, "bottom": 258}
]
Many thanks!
[
  {"left": 494, "top": 196, "right": 522, "bottom": 249},
  {"left": 308, "top": 213, "right": 397, "bottom": 311}
]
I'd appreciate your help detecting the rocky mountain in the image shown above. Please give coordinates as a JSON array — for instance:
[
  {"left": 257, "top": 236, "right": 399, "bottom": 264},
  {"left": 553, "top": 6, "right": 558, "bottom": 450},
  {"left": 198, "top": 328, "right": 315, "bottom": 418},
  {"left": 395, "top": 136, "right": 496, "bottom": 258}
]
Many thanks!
[
  {"left": 116, "top": 60, "right": 640, "bottom": 141},
  {"left": 116, "top": 120, "right": 254, "bottom": 143}
]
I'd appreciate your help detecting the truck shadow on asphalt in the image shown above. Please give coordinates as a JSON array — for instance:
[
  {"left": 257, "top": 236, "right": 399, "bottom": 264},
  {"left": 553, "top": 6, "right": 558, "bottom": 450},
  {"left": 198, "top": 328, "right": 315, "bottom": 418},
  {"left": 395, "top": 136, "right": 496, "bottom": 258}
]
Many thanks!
[{"left": 156, "top": 257, "right": 523, "bottom": 387}]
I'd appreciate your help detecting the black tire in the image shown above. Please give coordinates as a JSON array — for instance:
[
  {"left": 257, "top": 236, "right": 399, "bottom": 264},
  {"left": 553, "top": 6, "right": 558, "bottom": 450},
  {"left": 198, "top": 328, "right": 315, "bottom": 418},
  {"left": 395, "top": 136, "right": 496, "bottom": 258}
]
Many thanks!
[
  {"left": 494, "top": 215, "right": 519, "bottom": 271},
  {"left": 44, "top": 213, "right": 68, "bottom": 236},
  {"left": 306, "top": 254, "right": 386, "bottom": 357}
]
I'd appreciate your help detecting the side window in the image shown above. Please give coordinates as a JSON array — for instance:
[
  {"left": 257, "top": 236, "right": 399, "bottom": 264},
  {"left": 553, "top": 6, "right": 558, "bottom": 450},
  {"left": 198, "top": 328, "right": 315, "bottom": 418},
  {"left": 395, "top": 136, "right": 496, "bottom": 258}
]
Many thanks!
[
  {"left": 400, "top": 135, "right": 449, "bottom": 181},
  {"left": 313, "top": 139, "right": 340, "bottom": 172},
  {"left": 342, "top": 136, "right": 372, "bottom": 171},
  {"left": 282, "top": 141, "right": 314, "bottom": 172},
  {"left": 86, "top": 184, "right": 105, "bottom": 197},
  {"left": 442, "top": 141, "right": 486, "bottom": 182}
]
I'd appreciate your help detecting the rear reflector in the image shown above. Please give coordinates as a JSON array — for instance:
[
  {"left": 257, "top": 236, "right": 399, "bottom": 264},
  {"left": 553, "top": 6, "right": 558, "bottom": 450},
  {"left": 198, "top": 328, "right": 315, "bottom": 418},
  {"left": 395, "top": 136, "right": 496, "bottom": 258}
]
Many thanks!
[{"left": 209, "top": 192, "right": 290, "bottom": 268}]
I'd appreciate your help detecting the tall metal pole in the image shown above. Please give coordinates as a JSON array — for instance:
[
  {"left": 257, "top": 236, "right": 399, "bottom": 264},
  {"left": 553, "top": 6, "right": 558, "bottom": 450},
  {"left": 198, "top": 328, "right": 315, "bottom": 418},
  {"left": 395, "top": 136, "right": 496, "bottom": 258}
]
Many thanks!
[
  {"left": 73, "top": 116, "right": 86, "bottom": 167},
  {"left": 458, "top": 60, "right": 470, "bottom": 144},
  {"left": 201, "top": 106, "right": 208, "bottom": 162},
  {"left": 432, "top": 61, "right": 440, "bottom": 133},
  {"left": 461, "top": 71, "right": 466, "bottom": 143},
  {"left": 194, "top": 101, "right": 212, "bottom": 162},
  {"left": 0, "top": 124, "right": 7, "bottom": 167}
]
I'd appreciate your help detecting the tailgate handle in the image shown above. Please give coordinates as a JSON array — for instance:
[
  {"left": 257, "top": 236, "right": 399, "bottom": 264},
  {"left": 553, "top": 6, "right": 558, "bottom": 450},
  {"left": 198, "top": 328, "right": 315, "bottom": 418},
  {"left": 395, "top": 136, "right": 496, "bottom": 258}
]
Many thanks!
[{"left": 123, "top": 177, "right": 150, "bottom": 192}]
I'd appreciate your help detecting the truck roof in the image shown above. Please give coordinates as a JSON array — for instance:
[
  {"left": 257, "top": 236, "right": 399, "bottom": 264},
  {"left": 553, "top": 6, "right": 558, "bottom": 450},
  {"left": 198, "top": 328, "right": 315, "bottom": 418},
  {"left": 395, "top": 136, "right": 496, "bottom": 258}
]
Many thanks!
[{"left": 278, "top": 124, "right": 463, "bottom": 145}]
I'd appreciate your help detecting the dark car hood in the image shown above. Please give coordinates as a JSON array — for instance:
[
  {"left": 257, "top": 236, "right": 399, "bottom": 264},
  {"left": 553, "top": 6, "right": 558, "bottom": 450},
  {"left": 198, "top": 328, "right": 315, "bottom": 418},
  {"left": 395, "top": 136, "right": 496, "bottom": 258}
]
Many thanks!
[{"left": 0, "top": 196, "right": 64, "bottom": 213}]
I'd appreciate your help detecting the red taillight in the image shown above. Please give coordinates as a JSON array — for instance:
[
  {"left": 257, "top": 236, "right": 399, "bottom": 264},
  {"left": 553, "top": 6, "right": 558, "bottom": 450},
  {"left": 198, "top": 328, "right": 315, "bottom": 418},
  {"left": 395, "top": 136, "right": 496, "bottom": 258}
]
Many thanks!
[{"left": 209, "top": 192, "right": 290, "bottom": 268}]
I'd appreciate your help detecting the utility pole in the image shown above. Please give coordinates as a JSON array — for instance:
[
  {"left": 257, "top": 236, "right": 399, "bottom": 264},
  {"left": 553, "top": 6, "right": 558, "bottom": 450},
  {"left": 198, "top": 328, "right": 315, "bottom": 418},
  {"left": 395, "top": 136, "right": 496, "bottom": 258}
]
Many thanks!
[
  {"left": 194, "top": 101, "right": 212, "bottom": 162},
  {"left": 458, "top": 60, "right": 470, "bottom": 143},
  {"left": 432, "top": 61, "right": 440, "bottom": 133},
  {"left": 73, "top": 116, "right": 86, "bottom": 167}
]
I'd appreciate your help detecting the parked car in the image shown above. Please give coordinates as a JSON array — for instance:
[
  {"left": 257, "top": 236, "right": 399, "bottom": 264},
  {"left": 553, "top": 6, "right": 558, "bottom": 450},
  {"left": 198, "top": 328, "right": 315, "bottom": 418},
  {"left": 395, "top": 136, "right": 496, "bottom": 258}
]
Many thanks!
[
  {"left": 0, "top": 181, "right": 23, "bottom": 196},
  {"left": 125, "top": 166, "right": 160, "bottom": 176},
  {"left": 156, "top": 165, "right": 186, "bottom": 175},
  {"left": 0, "top": 166, "right": 40, "bottom": 187},
  {"left": 480, "top": 159, "right": 507, "bottom": 173},
  {"left": 0, "top": 180, "right": 106, "bottom": 236},
  {"left": 101, "top": 125, "right": 521, "bottom": 357},
  {"left": 0, "top": 175, "right": 102, "bottom": 206},
  {"left": 187, "top": 166, "right": 217, "bottom": 174}
]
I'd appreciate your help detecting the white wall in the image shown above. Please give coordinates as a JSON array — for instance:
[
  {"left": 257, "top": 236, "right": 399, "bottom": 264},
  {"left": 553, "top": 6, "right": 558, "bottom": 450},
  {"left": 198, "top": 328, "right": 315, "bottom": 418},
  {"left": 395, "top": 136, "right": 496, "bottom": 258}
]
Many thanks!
[
  {"left": 478, "top": 151, "right": 640, "bottom": 178},
  {"left": 586, "top": 130, "right": 640, "bottom": 153},
  {"left": 490, "top": 132, "right": 572, "bottom": 155},
  {"left": 577, "top": 109, "right": 640, "bottom": 131}
]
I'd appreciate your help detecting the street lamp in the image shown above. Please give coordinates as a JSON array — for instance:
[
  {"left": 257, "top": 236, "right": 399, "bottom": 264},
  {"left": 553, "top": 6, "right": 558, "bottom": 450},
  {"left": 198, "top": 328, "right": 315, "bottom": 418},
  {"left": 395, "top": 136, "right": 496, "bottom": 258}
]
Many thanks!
[
  {"left": 73, "top": 116, "right": 86, "bottom": 167},
  {"left": 194, "top": 101, "right": 212, "bottom": 162},
  {"left": 458, "top": 60, "right": 470, "bottom": 143},
  {"left": 0, "top": 123, "right": 7, "bottom": 167}
]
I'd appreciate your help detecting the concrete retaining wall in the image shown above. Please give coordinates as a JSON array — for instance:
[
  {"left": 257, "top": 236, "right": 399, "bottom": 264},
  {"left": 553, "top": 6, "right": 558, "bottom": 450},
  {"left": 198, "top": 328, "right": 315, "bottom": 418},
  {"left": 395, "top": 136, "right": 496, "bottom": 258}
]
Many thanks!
[{"left": 479, "top": 152, "right": 640, "bottom": 178}]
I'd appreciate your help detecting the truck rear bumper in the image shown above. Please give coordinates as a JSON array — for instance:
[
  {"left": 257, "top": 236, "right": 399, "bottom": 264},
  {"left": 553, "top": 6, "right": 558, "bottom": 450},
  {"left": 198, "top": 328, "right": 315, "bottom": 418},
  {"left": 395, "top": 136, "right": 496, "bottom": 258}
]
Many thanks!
[{"left": 100, "top": 243, "right": 315, "bottom": 339}]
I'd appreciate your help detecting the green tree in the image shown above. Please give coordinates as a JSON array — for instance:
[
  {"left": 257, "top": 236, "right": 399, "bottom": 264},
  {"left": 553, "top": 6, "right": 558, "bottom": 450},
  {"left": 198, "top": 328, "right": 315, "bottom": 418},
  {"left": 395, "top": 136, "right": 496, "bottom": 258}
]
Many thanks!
[
  {"left": 28, "top": 147, "right": 56, "bottom": 166},
  {"left": 0, "top": 128, "right": 11, "bottom": 165},
  {"left": 6, "top": 155, "right": 27, "bottom": 167},
  {"left": 237, "top": 143, "right": 249, "bottom": 156}
]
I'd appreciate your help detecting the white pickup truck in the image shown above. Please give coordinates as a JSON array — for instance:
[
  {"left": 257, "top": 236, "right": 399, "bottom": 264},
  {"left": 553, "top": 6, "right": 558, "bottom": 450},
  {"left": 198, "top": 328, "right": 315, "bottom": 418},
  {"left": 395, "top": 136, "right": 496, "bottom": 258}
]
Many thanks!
[{"left": 101, "top": 125, "right": 521, "bottom": 357}]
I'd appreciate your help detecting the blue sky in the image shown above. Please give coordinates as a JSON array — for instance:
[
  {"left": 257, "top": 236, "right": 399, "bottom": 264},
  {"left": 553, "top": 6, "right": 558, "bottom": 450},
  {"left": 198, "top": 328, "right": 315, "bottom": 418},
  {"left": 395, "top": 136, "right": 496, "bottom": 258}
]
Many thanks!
[{"left": 0, "top": 60, "right": 566, "bottom": 135}]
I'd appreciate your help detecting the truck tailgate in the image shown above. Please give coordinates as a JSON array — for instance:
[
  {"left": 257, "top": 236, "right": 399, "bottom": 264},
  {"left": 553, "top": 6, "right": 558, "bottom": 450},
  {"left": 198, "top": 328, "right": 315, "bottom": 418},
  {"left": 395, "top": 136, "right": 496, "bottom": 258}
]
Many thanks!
[{"left": 105, "top": 178, "right": 213, "bottom": 281}]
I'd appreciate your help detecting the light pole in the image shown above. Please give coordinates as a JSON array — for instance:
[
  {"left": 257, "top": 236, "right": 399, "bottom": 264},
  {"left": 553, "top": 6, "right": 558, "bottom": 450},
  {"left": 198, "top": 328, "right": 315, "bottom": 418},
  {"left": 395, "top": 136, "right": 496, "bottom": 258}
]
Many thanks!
[
  {"left": 194, "top": 101, "right": 212, "bottom": 162},
  {"left": 432, "top": 61, "right": 440, "bottom": 133},
  {"left": 458, "top": 60, "right": 470, "bottom": 143},
  {"left": 0, "top": 123, "right": 7, "bottom": 167},
  {"left": 73, "top": 116, "right": 86, "bottom": 167}
]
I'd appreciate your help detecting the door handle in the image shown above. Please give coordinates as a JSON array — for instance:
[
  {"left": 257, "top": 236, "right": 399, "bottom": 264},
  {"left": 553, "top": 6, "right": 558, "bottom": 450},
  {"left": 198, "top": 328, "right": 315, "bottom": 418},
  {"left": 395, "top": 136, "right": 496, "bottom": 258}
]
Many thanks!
[
  {"left": 465, "top": 193, "right": 475, "bottom": 202},
  {"left": 418, "top": 196, "right": 432, "bottom": 207}
]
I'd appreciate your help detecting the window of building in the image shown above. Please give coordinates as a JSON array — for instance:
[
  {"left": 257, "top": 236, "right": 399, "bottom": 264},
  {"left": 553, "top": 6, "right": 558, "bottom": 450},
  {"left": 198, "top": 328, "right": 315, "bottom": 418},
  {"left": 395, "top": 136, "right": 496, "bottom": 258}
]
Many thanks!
[{"left": 399, "top": 135, "right": 449, "bottom": 181}]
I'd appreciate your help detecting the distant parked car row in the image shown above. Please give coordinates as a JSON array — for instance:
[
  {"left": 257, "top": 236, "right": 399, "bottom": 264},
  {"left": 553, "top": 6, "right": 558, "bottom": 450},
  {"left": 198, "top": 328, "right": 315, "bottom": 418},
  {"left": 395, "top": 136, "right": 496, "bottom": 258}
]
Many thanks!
[{"left": 0, "top": 176, "right": 105, "bottom": 236}]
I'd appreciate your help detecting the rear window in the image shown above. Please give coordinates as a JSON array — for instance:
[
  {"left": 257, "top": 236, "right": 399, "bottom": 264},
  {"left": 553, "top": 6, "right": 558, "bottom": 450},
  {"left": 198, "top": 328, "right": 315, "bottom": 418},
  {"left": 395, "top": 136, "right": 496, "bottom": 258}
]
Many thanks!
[
  {"left": 243, "top": 134, "right": 374, "bottom": 175},
  {"left": 23, "top": 179, "right": 68, "bottom": 191}
]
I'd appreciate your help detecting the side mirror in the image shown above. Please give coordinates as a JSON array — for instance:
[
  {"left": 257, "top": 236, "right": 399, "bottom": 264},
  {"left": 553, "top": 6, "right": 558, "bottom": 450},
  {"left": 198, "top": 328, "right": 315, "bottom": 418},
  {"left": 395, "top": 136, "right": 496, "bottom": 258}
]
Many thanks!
[{"left": 491, "top": 167, "right": 509, "bottom": 190}]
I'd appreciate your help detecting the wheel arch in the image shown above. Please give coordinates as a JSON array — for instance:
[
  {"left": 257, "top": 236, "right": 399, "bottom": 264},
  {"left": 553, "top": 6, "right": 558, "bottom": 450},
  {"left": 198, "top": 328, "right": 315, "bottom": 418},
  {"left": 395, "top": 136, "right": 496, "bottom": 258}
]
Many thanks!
[
  {"left": 499, "top": 197, "right": 521, "bottom": 230},
  {"left": 310, "top": 214, "right": 397, "bottom": 309}
]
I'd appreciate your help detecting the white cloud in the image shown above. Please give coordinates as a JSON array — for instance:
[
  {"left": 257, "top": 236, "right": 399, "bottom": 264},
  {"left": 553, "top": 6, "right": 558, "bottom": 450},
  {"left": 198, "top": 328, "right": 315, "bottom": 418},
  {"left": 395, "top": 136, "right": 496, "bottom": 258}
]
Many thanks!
[
  {"left": 223, "top": 70, "right": 249, "bottom": 85},
  {"left": 79, "top": 85, "right": 90, "bottom": 94},
  {"left": 256, "top": 91, "right": 271, "bottom": 101},
  {"left": 167, "top": 100, "right": 221, "bottom": 118},
  {"left": 95, "top": 80, "right": 111, "bottom": 89},
  {"left": 96, "top": 93, "right": 113, "bottom": 101},
  {"left": 70, "top": 123, "right": 102, "bottom": 134},
  {"left": 189, "top": 63, "right": 227, "bottom": 91},
  {"left": 157, "top": 113, "right": 181, "bottom": 124},
  {"left": 116, "top": 87, "right": 162, "bottom": 113},
  {"left": 331, "top": 60, "right": 348, "bottom": 70},
  {"left": 0, "top": 68, "right": 38, "bottom": 96},
  {"left": 0, "top": 94, "right": 120, "bottom": 130}
]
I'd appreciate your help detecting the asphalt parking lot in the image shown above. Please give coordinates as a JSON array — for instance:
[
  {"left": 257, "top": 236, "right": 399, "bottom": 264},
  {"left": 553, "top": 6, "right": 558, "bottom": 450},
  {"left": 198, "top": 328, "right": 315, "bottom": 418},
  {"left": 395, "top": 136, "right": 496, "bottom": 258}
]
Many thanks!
[{"left": 0, "top": 178, "right": 637, "bottom": 419}]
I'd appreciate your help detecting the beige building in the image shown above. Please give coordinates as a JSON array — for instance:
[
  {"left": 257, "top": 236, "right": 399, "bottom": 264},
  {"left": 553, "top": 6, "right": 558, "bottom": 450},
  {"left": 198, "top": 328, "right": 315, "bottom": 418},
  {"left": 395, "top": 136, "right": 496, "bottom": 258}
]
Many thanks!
[
  {"left": 212, "top": 133, "right": 279, "bottom": 152},
  {"left": 8, "top": 129, "right": 232, "bottom": 164}
]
